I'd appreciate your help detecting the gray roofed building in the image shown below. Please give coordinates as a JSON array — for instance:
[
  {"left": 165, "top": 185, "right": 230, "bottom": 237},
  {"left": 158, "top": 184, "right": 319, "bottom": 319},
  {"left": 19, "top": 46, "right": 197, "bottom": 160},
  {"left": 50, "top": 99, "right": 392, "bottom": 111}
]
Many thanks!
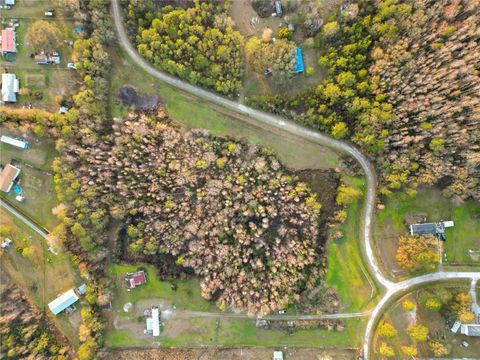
[
  {"left": 1, "top": 73, "right": 19, "bottom": 102},
  {"left": 410, "top": 222, "right": 439, "bottom": 235},
  {"left": 461, "top": 324, "right": 480, "bottom": 337},
  {"left": 409, "top": 221, "right": 454, "bottom": 241}
]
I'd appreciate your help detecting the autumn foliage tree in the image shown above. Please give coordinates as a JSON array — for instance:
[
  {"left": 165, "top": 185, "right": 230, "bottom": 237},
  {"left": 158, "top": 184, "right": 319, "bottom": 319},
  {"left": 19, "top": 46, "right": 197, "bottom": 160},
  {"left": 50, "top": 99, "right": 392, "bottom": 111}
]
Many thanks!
[
  {"left": 377, "top": 321, "right": 397, "bottom": 338},
  {"left": 429, "top": 339, "right": 451, "bottom": 357},
  {"left": 245, "top": 36, "right": 297, "bottom": 84},
  {"left": 131, "top": 1, "right": 244, "bottom": 95},
  {"left": 396, "top": 235, "right": 438, "bottom": 272},
  {"left": 378, "top": 342, "right": 395, "bottom": 358},
  {"left": 407, "top": 323, "right": 429, "bottom": 342},
  {"left": 25, "top": 20, "right": 62, "bottom": 53},
  {"left": 450, "top": 292, "right": 475, "bottom": 323}
]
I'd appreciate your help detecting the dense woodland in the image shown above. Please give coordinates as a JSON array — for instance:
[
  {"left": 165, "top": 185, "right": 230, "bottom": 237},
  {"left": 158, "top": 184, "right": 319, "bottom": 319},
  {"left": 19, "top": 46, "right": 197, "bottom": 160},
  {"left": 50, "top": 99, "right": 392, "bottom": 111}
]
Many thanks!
[
  {"left": 59, "top": 109, "right": 323, "bottom": 316},
  {"left": 122, "top": 0, "right": 244, "bottom": 95},
  {"left": 0, "top": 283, "right": 73, "bottom": 359},
  {"left": 247, "top": 0, "right": 479, "bottom": 201}
]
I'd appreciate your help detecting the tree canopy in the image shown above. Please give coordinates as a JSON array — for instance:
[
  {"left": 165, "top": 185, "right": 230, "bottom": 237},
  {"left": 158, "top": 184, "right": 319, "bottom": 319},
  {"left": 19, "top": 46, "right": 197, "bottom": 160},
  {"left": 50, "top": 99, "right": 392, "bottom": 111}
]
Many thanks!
[{"left": 25, "top": 20, "right": 62, "bottom": 53}]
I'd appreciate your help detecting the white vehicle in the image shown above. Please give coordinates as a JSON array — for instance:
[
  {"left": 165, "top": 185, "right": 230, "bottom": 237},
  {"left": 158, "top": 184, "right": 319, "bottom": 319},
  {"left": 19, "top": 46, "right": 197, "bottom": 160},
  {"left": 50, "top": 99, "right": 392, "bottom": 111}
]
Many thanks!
[
  {"left": 278, "top": 310, "right": 287, "bottom": 314},
  {"left": 67, "top": 62, "right": 76, "bottom": 70}
]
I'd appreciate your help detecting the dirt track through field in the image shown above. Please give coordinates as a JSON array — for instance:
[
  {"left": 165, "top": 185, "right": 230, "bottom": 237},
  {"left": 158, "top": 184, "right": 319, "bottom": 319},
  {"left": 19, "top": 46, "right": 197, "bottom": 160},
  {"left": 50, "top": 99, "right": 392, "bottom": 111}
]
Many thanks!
[{"left": 103, "top": 347, "right": 356, "bottom": 360}]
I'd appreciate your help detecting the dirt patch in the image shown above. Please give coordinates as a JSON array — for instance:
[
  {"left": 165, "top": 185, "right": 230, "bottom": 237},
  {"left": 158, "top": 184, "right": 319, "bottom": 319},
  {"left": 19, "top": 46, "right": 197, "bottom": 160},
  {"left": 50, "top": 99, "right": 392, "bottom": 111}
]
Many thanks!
[
  {"left": 296, "top": 169, "right": 339, "bottom": 223},
  {"left": 117, "top": 86, "right": 162, "bottom": 112},
  {"left": 103, "top": 347, "right": 356, "bottom": 360}
]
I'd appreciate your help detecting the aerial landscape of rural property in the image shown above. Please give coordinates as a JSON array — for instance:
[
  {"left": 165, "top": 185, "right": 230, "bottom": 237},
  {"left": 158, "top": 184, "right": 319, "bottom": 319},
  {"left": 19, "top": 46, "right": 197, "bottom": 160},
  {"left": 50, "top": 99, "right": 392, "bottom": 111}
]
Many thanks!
[{"left": 0, "top": 0, "right": 479, "bottom": 359}]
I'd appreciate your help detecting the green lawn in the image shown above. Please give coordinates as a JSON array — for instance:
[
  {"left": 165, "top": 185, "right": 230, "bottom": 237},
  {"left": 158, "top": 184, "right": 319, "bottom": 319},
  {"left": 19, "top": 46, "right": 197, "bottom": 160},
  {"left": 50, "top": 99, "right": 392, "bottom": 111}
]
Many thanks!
[
  {"left": 106, "top": 263, "right": 364, "bottom": 349},
  {"left": 161, "top": 317, "right": 365, "bottom": 348},
  {"left": 109, "top": 48, "right": 339, "bottom": 171},
  {"left": 0, "top": 127, "right": 59, "bottom": 229},
  {"left": 0, "top": 209, "right": 82, "bottom": 348},
  {"left": 375, "top": 189, "right": 480, "bottom": 270},
  {"left": 107, "top": 264, "right": 215, "bottom": 312},
  {"left": 444, "top": 202, "right": 480, "bottom": 265},
  {"left": 326, "top": 176, "right": 379, "bottom": 312}
]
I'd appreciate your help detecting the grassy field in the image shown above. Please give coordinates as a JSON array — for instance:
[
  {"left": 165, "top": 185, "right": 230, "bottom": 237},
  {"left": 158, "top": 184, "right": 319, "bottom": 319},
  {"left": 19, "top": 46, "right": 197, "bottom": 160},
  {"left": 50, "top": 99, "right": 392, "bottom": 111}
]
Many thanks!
[
  {"left": 374, "top": 189, "right": 480, "bottom": 275},
  {"left": 373, "top": 284, "right": 479, "bottom": 360},
  {"left": 0, "top": 209, "right": 82, "bottom": 348},
  {"left": 107, "top": 264, "right": 216, "bottom": 313},
  {"left": 105, "top": 264, "right": 365, "bottom": 349},
  {"left": 109, "top": 48, "right": 340, "bottom": 171},
  {"left": 0, "top": 126, "right": 59, "bottom": 229},
  {"left": 1, "top": 13, "right": 77, "bottom": 111},
  {"left": 326, "top": 176, "right": 379, "bottom": 312}
]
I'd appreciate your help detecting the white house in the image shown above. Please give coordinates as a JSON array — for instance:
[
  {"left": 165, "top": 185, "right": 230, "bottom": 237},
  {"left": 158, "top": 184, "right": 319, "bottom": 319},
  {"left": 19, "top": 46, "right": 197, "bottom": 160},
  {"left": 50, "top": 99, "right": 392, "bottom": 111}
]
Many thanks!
[
  {"left": 145, "top": 306, "right": 160, "bottom": 337},
  {"left": 1, "top": 73, "right": 19, "bottom": 103}
]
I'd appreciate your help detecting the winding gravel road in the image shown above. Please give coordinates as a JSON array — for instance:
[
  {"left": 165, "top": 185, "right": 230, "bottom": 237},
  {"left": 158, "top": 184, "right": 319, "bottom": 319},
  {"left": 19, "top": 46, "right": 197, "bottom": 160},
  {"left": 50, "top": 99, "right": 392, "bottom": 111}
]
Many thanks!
[{"left": 111, "top": 2, "right": 480, "bottom": 357}]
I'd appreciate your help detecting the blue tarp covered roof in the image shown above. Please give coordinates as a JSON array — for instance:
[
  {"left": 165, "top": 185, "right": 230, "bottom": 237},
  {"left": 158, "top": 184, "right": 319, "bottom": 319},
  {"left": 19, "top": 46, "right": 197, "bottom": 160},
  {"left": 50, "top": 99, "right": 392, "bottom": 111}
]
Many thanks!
[
  {"left": 292, "top": 47, "right": 304, "bottom": 74},
  {"left": 48, "top": 289, "right": 79, "bottom": 315}
]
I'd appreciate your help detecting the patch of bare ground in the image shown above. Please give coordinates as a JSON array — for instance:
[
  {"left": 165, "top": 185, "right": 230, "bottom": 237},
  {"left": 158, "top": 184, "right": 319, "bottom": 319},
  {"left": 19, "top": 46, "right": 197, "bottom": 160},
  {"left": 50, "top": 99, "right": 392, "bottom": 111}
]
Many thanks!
[
  {"left": 296, "top": 169, "right": 339, "bottom": 224},
  {"left": 102, "top": 347, "right": 356, "bottom": 360}
]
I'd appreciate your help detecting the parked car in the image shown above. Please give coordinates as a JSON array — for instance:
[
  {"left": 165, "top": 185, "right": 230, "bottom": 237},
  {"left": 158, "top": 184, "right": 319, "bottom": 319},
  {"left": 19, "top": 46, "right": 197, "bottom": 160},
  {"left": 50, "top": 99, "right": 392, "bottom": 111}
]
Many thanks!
[
  {"left": 278, "top": 310, "right": 287, "bottom": 314},
  {"left": 44, "top": 9, "right": 55, "bottom": 17},
  {"left": 67, "top": 62, "right": 76, "bottom": 70}
]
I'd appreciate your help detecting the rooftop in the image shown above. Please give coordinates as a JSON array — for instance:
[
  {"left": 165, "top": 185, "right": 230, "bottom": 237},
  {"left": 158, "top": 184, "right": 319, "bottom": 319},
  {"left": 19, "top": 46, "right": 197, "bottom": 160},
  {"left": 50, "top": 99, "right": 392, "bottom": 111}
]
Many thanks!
[
  {"left": 292, "top": 47, "right": 304, "bottom": 74},
  {"left": 1, "top": 29, "right": 15, "bottom": 53},
  {"left": 0, "top": 164, "right": 20, "bottom": 193},
  {"left": 48, "top": 289, "right": 79, "bottom": 315},
  {"left": 461, "top": 324, "right": 480, "bottom": 337},
  {"left": 126, "top": 270, "right": 147, "bottom": 289},
  {"left": 2, "top": 73, "right": 19, "bottom": 103}
]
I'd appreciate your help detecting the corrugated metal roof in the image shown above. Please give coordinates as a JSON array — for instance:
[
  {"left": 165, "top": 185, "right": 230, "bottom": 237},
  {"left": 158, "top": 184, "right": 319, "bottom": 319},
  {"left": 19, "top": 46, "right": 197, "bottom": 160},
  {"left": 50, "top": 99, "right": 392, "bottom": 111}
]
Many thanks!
[
  {"left": 48, "top": 289, "right": 79, "bottom": 315},
  {"left": 152, "top": 307, "right": 160, "bottom": 336},
  {"left": 1, "top": 136, "right": 28, "bottom": 149},
  {"left": 1, "top": 29, "right": 15, "bottom": 53},
  {"left": 2, "top": 73, "right": 18, "bottom": 102},
  {"left": 410, "top": 223, "right": 438, "bottom": 235}
]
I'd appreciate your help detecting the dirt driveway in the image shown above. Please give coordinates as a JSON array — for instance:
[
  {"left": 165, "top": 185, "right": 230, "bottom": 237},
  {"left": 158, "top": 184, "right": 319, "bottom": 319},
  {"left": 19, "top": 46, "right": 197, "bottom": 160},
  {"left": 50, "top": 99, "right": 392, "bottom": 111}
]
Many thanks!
[{"left": 104, "top": 347, "right": 356, "bottom": 360}]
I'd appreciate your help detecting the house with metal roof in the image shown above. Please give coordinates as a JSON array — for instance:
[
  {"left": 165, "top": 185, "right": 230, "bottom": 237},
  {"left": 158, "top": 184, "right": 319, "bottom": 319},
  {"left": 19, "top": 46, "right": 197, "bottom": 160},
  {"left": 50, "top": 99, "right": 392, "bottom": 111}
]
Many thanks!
[
  {"left": 1, "top": 29, "right": 16, "bottom": 54},
  {"left": 0, "top": 164, "right": 20, "bottom": 193},
  {"left": 125, "top": 270, "right": 147, "bottom": 289},
  {"left": 1, "top": 135, "right": 28, "bottom": 149},
  {"left": 461, "top": 324, "right": 480, "bottom": 337},
  {"left": 409, "top": 221, "right": 454, "bottom": 241},
  {"left": 144, "top": 306, "right": 160, "bottom": 336},
  {"left": 1, "top": 73, "right": 19, "bottom": 103},
  {"left": 48, "top": 289, "right": 79, "bottom": 315}
]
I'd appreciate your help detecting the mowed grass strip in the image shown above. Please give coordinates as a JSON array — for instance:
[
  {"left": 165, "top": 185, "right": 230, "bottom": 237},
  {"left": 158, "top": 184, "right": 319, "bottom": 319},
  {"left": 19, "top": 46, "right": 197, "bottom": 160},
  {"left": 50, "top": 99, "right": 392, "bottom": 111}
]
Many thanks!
[{"left": 326, "top": 176, "right": 377, "bottom": 312}]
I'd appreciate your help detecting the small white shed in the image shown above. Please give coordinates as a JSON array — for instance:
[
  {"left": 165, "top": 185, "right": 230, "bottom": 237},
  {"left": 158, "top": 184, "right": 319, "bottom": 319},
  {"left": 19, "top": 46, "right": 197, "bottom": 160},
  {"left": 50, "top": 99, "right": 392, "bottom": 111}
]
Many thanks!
[{"left": 273, "top": 351, "right": 283, "bottom": 360}]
